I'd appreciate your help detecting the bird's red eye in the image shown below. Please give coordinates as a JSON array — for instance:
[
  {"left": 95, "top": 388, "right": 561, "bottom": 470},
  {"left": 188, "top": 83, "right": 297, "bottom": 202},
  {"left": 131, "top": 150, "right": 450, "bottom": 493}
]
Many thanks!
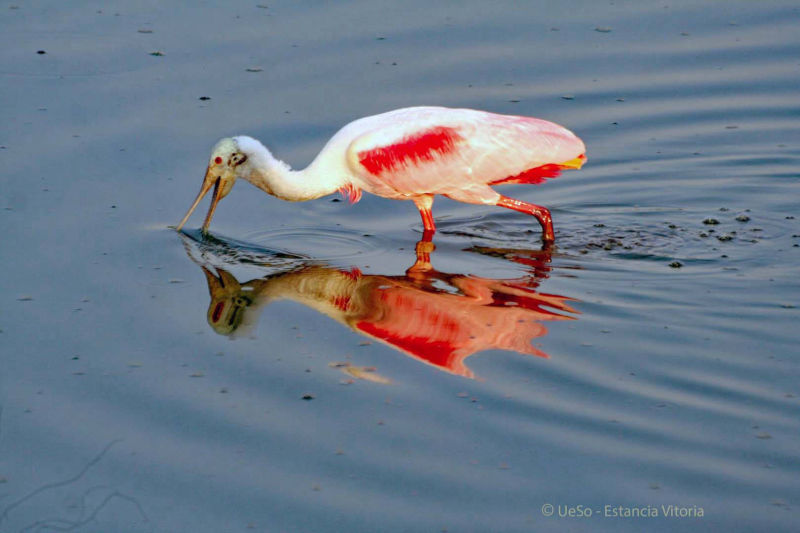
[{"left": 214, "top": 156, "right": 223, "bottom": 165}]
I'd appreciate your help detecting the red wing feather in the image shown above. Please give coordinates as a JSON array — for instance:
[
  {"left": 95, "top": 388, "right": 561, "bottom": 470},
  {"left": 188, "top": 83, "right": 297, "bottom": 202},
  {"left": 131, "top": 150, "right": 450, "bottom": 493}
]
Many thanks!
[
  {"left": 338, "top": 182, "right": 362, "bottom": 203},
  {"left": 357, "top": 126, "right": 462, "bottom": 176},
  {"left": 490, "top": 164, "right": 564, "bottom": 186}
]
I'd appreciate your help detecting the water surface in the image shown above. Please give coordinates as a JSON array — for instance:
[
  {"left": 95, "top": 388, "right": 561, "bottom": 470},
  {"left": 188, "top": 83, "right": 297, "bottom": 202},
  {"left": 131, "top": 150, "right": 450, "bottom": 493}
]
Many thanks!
[{"left": 1, "top": 1, "right": 798, "bottom": 531}]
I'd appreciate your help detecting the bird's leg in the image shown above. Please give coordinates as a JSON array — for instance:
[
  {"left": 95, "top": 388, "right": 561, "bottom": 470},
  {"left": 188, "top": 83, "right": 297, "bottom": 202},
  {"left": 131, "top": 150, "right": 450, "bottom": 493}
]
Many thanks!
[
  {"left": 497, "top": 195, "right": 555, "bottom": 242},
  {"left": 413, "top": 195, "right": 436, "bottom": 233}
]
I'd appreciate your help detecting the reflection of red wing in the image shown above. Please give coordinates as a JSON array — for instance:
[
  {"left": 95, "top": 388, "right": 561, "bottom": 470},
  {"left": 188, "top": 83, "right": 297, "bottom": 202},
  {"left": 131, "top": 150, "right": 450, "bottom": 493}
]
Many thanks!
[
  {"left": 490, "top": 291, "right": 579, "bottom": 317},
  {"left": 356, "top": 320, "right": 472, "bottom": 377},
  {"left": 352, "top": 286, "right": 560, "bottom": 378}
]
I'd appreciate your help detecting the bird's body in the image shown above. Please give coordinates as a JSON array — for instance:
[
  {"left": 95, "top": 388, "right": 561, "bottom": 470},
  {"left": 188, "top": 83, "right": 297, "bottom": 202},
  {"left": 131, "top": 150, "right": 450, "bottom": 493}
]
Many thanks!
[{"left": 177, "top": 106, "right": 586, "bottom": 242}]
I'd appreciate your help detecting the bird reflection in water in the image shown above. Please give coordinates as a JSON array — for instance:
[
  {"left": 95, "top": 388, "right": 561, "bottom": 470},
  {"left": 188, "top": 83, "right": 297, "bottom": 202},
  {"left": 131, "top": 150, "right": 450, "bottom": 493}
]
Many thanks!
[{"left": 180, "top": 233, "right": 578, "bottom": 378}]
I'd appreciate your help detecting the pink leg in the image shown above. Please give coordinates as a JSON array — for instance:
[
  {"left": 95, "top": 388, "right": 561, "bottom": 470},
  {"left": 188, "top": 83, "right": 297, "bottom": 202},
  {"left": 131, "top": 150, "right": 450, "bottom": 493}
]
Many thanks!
[
  {"left": 497, "top": 195, "right": 555, "bottom": 242},
  {"left": 413, "top": 195, "right": 436, "bottom": 233}
]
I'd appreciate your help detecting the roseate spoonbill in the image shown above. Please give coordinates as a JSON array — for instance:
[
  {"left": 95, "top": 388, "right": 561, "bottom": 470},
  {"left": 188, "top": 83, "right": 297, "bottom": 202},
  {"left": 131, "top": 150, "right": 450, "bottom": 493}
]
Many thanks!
[{"left": 176, "top": 106, "right": 586, "bottom": 242}]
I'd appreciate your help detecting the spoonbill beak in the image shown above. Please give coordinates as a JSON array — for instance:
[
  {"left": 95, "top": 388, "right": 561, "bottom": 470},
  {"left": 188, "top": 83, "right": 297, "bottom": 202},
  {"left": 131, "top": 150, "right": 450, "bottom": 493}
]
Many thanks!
[{"left": 176, "top": 166, "right": 231, "bottom": 233}]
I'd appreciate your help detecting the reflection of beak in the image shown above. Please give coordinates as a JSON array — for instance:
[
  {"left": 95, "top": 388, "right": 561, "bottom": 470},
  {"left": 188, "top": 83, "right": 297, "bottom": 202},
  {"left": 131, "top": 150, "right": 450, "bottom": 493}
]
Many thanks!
[{"left": 176, "top": 166, "right": 226, "bottom": 234}]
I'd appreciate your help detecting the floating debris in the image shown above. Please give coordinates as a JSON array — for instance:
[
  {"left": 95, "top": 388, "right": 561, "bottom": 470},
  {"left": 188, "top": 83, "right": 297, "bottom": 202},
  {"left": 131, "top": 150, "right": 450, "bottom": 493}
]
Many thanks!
[
  {"left": 329, "top": 362, "right": 391, "bottom": 384},
  {"left": 149, "top": 51, "right": 164, "bottom": 56},
  {"left": 245, "top": 67, "right": 263, "bottom": 72},
  {"left": 137, "top": 29, "right": 153, "bottom": 34},
  {"left": 561, "top": 95, "right": 575, "bottom": 100},
  {"left": 703, "top": 218, "right": 720, "bottom": 225},
  {"left": 669, "top": 261, "right": 683, "bottom": 268},
  {"left": 36, "top": 50, "right": 46, "bottom": 54},
  {"left": 302, "top": 393, "right": 315, "bottom": 400},
  {"left": 735, "top": 214, "right": 750, "bottom": 222},
  {"left": 595, "top": 27, "right": 612, "bottom": 33},
  {"left": 717, "top": 234, "right": 734, "bottom": 242},
  {"left": 199, "top": 96, "right": 211, "bottom": 101}
]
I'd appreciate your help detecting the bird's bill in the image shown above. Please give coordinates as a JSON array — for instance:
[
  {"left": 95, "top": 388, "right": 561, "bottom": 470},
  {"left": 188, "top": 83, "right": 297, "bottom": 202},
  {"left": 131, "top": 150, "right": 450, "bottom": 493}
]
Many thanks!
[
  {"left": 175, "top": 166, "right": 222, "bottom": 233},
  {"left": 201, "top": 178, "right": 223, "bottom": 233}
]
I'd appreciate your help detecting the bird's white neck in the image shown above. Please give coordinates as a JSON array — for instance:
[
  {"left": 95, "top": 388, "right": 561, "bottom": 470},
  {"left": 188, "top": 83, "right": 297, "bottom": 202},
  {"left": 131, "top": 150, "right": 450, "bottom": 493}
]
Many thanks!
[{"left": 234, "top": 135, "right": 343, "bottom": 202}]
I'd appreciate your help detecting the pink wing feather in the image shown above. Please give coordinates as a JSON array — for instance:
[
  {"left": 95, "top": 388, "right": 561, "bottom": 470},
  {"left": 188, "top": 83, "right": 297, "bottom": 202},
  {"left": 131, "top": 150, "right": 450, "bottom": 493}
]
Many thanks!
[
  {"left": 344, "top": 107, "right": 585, "bottom": 201},
  {"left": 357, "top": 126, "right": 463, "bottom": 176}
]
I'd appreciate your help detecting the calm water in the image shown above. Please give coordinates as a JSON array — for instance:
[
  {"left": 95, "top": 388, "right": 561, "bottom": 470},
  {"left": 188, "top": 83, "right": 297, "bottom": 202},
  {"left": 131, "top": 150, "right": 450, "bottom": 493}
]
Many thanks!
[{"left": 2, "top": 1, "right": 799, "bottom": 532}]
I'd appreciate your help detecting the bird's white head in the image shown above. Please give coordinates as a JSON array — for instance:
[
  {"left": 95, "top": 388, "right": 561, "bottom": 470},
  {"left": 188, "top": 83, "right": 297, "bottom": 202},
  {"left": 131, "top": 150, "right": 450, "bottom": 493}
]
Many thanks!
[{"left": 176, "top": 136, "right": 256, "bottom": 233}]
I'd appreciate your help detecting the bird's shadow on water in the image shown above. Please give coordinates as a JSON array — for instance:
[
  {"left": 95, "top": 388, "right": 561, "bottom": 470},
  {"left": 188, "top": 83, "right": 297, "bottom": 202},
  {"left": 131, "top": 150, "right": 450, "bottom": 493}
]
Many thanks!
[{"left": 178, "top": 229, "right": 579, "bottom": 379}]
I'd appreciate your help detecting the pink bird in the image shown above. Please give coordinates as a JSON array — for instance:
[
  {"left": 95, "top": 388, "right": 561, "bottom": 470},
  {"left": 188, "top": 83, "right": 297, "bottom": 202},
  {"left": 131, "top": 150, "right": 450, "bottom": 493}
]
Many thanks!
[{"left": 176, "top": 106, "right": 586, "bottom": 242}]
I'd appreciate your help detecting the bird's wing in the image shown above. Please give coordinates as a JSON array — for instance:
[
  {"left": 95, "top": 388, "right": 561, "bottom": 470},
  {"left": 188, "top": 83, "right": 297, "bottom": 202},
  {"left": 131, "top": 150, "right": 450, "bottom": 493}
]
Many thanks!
[
  {"left": 464, "top": 115, "right": 586, "bottom": 186},
  {"left": 344, "top": 109, "right": 584, "bottom": 197}
]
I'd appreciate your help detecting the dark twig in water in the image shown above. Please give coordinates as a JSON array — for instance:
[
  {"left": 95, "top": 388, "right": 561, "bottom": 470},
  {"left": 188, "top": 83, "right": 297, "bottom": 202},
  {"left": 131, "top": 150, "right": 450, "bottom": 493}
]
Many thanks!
[
  {"left": 0, "top": 440, "right": 123, "bottom": 526},
  {"left": 19, "top": 486, "right": 149, "bottom": 532}
]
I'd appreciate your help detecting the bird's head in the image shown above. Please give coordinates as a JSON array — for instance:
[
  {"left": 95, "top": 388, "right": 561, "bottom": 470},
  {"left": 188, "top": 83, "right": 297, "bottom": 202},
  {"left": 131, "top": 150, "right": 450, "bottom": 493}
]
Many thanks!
[{"left": 176, "top": 137, "right": 251, "bottom": 233}]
